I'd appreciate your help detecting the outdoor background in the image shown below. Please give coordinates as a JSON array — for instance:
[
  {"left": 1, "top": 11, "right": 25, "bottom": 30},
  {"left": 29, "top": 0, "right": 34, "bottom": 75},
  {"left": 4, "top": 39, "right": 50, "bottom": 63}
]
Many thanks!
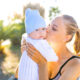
[{"left": 0, "top": 0, "right": 80, "bottom": 80}]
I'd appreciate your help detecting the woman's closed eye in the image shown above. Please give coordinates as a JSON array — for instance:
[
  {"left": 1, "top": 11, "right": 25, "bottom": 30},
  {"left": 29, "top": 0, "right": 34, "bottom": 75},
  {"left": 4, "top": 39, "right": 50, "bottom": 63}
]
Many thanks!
[
  {"left": 52, "top": 27, "right": 57, "bottom": 31},
  {"left": 52, "top": 24, "right": 57, "bottom": 31}
]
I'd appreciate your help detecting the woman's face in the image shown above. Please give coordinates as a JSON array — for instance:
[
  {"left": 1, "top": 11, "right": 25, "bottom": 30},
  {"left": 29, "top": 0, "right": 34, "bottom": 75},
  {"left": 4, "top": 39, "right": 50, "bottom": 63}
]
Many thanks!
[{"left": 46, "top": 17, "right": 67, "bottom": 46}]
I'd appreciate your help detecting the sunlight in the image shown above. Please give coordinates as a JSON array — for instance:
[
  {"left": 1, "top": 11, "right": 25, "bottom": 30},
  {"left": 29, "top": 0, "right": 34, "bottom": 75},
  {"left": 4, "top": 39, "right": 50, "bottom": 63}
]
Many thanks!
[
  {"left": 0, "top": 0, "right": 25, "bottom": 20},
  {"left": 1, "top": 39, "right": 11, "bottom": 46},
  {"left": 0, "top": 0, "right": 80, "bottom": 26},
  {"left": 0, "top": 0, "right": 55, "bottom": 24}
]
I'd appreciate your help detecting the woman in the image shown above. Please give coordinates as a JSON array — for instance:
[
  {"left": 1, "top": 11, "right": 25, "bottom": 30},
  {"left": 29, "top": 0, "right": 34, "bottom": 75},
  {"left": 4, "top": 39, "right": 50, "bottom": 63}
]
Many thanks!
[{"left": 21, "top": 15, "right": 80, "bottom": 80}]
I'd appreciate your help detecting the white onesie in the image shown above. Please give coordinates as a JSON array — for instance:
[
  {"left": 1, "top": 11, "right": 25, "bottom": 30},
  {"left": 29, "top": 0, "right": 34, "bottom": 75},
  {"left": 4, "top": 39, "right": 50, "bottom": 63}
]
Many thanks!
[{"left": 18, "top": 33, "right": 58, "bottom": 80}]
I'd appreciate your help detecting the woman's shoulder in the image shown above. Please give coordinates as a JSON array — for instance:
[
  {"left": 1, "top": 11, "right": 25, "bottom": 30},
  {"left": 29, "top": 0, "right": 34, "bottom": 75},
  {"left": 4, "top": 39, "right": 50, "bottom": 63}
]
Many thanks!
[
  {"left": 61, "top": 56, "right": 80, "bottom": 74},
  {"left": 69, "top": 56, "right": 80, "bottom": 67},
  {"left": 60, "top": 56, "right": 80, "bottom": 80}
]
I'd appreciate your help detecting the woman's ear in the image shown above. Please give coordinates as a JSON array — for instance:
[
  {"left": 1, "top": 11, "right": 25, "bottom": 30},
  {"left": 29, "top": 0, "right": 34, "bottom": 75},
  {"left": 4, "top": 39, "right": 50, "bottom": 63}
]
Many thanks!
[{"left": 65, "top": 35, "right": 72, "bottom": 42}]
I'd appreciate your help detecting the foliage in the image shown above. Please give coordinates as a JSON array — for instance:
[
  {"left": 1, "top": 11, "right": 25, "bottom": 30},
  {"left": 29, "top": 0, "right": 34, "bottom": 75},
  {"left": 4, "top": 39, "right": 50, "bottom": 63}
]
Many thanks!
[
  {"left": 8, "top": 22, "right": 25, "bottom": 45},
  {"left": 0, "top": 20, "right": 6, "bottom": 40},
  {"left": 0, "top": 20, "right": 25, "bottom": 46},
  {"left": 23, "top": 3, "right": 45, "bottom": 18},
  {"left": 0, "top": 40, "right": 4, "bottom": 54},
  {"left": 49, "top": 7, "right": 60, "bottom": 20}
]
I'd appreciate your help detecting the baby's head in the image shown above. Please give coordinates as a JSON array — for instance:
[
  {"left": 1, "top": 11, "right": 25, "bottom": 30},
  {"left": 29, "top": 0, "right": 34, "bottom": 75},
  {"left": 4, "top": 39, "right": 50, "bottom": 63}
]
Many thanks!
[
  {"left": 25, "top": 8, "right": 46, "bottom": 39},
  {"left": 29, "top": 27, "right": 46, "bottom": 39}
]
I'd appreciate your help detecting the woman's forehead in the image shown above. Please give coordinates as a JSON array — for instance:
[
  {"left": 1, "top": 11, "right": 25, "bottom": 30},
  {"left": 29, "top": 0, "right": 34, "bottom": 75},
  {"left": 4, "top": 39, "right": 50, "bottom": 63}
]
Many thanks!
[{"left": 51, "top": 17, "right": 63, "bottom": 25}]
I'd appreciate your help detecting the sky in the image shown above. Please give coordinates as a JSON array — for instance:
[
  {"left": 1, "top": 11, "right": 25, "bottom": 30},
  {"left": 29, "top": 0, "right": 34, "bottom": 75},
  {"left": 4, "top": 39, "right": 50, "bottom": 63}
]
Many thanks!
[{"left": 0, "top": 0, "right": 80, "bottom": 27}]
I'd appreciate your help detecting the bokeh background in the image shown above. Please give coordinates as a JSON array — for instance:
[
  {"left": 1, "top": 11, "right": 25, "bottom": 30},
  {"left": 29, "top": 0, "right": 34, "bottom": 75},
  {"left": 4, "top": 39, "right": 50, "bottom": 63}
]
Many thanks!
[{"left": 0, "top": 0, "right": 80, "bottom": 80}]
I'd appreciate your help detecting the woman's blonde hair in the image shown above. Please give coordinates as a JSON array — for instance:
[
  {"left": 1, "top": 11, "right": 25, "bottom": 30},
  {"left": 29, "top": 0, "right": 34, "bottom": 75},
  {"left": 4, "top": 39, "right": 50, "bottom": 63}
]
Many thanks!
[{"left": 62, "top": 15, "right": 80, "bottom": 54}]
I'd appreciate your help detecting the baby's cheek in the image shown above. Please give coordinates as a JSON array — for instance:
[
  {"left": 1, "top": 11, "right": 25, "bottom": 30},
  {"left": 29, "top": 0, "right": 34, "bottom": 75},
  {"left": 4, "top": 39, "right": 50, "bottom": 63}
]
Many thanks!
[
  {"left": 36, "top": 34, "right": 41, "bottom": 39},
  {"left": 44, "top": 32, "right": 47, "bottom": 37},
  {"left": 42, "top": 33, "right": 47, "bottom": 39}
]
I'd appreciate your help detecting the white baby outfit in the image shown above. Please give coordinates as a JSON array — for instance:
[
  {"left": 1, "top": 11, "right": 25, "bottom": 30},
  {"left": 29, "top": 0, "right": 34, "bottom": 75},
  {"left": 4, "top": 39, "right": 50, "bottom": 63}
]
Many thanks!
[{"left": 18, "top": 8, "right": 58, "bottom": 80}]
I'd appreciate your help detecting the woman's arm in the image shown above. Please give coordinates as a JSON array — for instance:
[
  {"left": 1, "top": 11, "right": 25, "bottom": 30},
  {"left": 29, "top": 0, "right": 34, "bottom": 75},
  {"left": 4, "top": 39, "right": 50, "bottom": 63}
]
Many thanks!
[
  {"left": 39, "top": 63, "right": 49, "bottom": 80},
  {"left": 59, "top": 59, "right": 80, "bottom": 80},
  {"left": 26, "top": 43, "right": 49, "bottom": 80},
  {"left": 14, "top": 65, "right": 19, "bottom": 79}
]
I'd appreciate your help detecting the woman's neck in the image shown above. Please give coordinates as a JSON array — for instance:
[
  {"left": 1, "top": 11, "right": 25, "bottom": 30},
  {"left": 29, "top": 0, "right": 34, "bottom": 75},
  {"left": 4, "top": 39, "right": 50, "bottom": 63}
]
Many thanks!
[
  {"left": 57, "top": 46, "right": 73, "bottom": 64},
  {"left": 51, "top": 43, "right": 73, "bottom": 63},
  {"left": 46, "top": 39, "right": 73, "bottom": 78},
  {"left": 47, "top": 40, "right": 73, "bottom": 62},
  {"left": 48, "top": 44, "right": 73, "bottom": 78}
]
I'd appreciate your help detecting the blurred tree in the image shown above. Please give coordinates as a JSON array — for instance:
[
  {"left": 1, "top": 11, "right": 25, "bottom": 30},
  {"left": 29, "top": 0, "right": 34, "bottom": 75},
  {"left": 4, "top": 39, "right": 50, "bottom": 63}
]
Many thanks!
[
  {"left": 0, "top": 40, "right": 4, "bottom": 54},
  {"left": 0, "top": 20, "right": 5, "bottom": 40},
  {"left": 8, "top": 12, "right": 24, "bottom": 23},
  {"left": 0, "top": 20, "right": 9, "bottom": 40},
  {"left": 6, "top": 13, "right": 25, "bottom": 45},
  {"left": 0, "top": 21, "right": 7, "bottom": 54},
  {"left": 8, "top": 23, "right": 25, "bottom": 45},
  {"left": 49, "top": 7, "right": 60, "bottom": 20},
  {"left": 0, "top": 20, "right": 25, "bottom": 46},
  {"left": 23, "top": 3, "right": 45, "bottom": 19},
  {"left": 13, "top": 13, "right": 22, "bottom": 20}
]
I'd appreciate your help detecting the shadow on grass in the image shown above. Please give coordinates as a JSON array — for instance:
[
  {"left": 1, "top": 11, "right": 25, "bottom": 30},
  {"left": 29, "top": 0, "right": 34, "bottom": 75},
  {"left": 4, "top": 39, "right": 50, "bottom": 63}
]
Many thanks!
[{"left": 0, "top": 53, "right": 10, "bottom": 80}]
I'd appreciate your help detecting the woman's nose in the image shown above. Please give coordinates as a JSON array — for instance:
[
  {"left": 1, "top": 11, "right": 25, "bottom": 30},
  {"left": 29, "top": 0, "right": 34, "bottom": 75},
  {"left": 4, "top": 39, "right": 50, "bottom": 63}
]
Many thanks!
[
  {"left": 46, "top": 28, "right": 49, "bottom": 33},
  {"left": 46, "top": 30, "right": 48, "bottom": 33}
]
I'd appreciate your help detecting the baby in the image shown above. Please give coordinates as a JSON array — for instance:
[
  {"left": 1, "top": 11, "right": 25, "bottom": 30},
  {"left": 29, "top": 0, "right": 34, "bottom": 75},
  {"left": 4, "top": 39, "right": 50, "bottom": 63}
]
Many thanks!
[{"left": 18, "top": 8, "right": 58, "bottom": 80}]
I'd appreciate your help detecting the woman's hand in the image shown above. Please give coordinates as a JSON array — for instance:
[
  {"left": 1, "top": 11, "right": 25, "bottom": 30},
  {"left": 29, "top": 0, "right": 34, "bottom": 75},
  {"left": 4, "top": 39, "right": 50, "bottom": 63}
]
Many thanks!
[
  {"left": 26, "top": 43, "right": 47, "bottom": 66},
  {"left": 21, "top": 39, "right": 47, "bottom": 66},
  {"left": 21, "top": 41, "right": 49, "bottom": 80},
  {"left": 21, "top": 39, "right": 27, "bottom": 53},
  {"left": 26, "top": 43, "right": 49, "bottom": 80}
]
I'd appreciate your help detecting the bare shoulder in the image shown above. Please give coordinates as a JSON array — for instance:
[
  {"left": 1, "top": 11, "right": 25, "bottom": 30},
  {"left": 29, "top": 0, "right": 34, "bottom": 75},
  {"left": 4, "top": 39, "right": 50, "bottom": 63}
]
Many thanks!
[
  {"left": 68, "top": 57, "right": 80, "bottom": 68},
  {"left": 59, "top": 57, "right": 80, "bottom": 80},
  {"left": 62, "top": 57, "right": 80, "bottom": 73}
]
